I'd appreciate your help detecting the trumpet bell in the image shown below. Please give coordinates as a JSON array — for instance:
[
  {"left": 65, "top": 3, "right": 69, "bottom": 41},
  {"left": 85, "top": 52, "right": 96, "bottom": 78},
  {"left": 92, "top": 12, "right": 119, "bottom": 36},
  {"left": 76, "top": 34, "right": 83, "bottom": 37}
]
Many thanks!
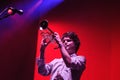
[{"left": 39, "top": 20, "right": 48, "bottom": 30}]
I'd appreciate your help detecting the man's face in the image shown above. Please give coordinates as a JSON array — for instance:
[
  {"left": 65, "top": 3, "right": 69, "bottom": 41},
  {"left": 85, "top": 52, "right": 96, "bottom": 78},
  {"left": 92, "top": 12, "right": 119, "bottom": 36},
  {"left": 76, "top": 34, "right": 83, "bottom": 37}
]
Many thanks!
[{"left": 62, "top": 37, "right": 76, "bottom": 54}]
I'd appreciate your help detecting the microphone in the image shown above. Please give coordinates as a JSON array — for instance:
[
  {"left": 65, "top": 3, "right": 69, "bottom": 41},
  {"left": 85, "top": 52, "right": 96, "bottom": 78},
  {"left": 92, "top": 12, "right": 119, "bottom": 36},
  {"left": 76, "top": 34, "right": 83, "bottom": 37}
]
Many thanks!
[{"left": 8, "top": 7, "right": 23, "bottom": 15}]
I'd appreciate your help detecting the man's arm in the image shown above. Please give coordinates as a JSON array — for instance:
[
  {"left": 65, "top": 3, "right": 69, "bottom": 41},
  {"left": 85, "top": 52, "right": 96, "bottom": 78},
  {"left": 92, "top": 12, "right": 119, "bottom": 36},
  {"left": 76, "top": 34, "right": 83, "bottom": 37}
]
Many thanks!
[
  {"left": 54, "top": 32, "right": 72, "bottom": 67},
  {"left": 59, "top": 41, "right": 72, "bottom": 67},
  {"left": 37, "top": 38, "right": 52, "bottom": 76}
]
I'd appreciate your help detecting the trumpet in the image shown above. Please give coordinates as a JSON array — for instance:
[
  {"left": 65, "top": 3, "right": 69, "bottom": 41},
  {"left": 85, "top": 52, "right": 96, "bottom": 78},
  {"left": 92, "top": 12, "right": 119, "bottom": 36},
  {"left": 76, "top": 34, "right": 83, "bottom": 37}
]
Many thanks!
[
  {"left": 39, "top": 20, "right": 54, "bottom": 33},
  {"left": 39, "top": 20, "right": 59, "bottom": 49},
  {"left": 39, "top": 20, "right": 55, "bottom": 43}
]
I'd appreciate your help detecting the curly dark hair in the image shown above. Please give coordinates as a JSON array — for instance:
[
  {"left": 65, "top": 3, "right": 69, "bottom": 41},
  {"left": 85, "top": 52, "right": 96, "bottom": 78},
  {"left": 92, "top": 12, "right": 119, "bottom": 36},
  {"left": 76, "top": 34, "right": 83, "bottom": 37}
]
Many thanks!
[{"left": 61, "top": 32, "right": 80, "bottom": 53}]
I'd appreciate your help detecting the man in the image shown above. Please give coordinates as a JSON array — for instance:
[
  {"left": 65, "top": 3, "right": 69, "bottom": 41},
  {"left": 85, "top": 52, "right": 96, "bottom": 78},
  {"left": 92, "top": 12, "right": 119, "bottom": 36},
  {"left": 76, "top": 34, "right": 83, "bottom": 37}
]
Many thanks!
[{"left": 37, "top": 32, "right": 86, "bottom": 80}]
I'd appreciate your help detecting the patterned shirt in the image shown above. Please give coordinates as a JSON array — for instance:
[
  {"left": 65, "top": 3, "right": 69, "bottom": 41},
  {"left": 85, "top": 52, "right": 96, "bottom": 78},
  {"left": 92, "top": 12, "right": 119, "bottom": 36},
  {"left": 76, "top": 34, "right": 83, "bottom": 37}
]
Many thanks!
[{"left": 37, "top": 54, "right": 86, "bottom": 80}]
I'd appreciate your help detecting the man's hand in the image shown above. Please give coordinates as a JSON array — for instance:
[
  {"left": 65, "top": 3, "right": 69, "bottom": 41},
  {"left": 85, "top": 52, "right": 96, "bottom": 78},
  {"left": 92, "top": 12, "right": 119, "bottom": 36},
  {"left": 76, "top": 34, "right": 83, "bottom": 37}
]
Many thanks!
[
  {"left": 41, "top": 37, "right": 51, "bottom": 47},
  {"left": 53, "top": 32, "right": 62, "bottom": 45}
]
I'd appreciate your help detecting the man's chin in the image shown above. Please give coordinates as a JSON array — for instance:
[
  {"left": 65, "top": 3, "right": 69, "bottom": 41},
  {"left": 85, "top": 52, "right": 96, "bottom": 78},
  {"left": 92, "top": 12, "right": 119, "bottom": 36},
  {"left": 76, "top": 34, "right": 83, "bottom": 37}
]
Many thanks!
[{"left": 66, "top": 46, "right": 70, "bottom": 50}]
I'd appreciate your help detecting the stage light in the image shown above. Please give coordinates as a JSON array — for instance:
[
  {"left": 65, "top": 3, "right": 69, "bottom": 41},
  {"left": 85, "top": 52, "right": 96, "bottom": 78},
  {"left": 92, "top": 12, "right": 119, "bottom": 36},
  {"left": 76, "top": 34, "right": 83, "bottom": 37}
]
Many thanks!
[{"left": 7, "top": 7, "right": 23, "bottom": 15}]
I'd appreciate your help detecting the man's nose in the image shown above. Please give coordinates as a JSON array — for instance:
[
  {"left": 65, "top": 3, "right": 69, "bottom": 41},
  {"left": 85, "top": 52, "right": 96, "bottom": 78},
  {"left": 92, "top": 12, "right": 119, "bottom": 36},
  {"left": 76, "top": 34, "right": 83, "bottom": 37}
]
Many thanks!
[{"left": 64, "top": 41, "right": 68, "bottom": 45}]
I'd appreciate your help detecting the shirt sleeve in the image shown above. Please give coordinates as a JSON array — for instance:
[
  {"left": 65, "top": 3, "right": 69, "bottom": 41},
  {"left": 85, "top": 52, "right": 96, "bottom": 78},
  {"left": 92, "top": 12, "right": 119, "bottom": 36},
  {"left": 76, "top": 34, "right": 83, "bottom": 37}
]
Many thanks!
[
  {"left": 36, "top": 58, "right": 53, "bottom": 76},
  {"left": 70, "top": 56, "right": 86, "bottom": 70}
]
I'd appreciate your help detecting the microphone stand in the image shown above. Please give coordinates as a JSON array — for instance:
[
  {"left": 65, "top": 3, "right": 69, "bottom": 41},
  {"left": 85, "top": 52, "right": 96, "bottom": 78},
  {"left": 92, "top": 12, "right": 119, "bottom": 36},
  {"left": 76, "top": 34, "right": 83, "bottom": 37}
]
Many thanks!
[
  {"left": 0, "top": 7, "right": 10, "bottom": 20},
  {"left": 0, "top": 14, "right": 11, "bottom": 20}
]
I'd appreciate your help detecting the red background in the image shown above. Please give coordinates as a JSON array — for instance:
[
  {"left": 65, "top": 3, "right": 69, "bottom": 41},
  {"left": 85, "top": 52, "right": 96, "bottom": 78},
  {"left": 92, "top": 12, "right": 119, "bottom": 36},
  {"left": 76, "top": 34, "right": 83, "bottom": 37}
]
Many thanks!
[{"left": 0, "top": 0, "right": 119, "bottom": 80}]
